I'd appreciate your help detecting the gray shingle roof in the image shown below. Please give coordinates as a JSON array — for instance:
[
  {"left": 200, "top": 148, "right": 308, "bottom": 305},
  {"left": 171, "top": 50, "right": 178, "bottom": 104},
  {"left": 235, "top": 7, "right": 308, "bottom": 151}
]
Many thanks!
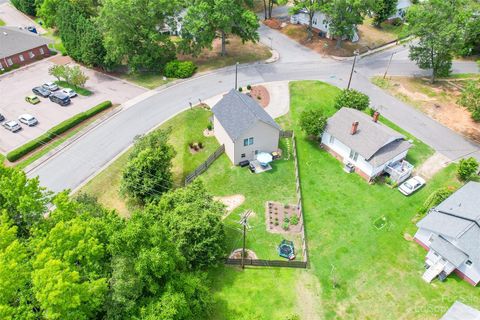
[
  {"left": 324, "top": 107, "right": 411, "bottom": 161},
  {"left": 212, "top": 89, "right": 280, "bottom": 142},
  {"left": 441, "top": 301, "right": 480, "bottom": 320},
  {"left": 0, "top": 26, "right": 52, "bottom": 58},
  {"left": 417, "top": 182, "right": 480, "bottom": 271},
  {"left": 430, "top": 234, "right": 468, "bottom": 267}
]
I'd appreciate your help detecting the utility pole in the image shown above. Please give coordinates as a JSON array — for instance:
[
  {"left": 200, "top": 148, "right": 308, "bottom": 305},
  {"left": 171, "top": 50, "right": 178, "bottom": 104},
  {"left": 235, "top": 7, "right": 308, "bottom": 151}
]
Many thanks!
[
  {"left": 383, "top": 51, "right": 395, "bottom": 79},
  {"left": 347, "top": 50, "right": 360, "bottom": 90},
  {"left": 235, "top": 62, "right": 239, "bottom": 90},
  {"left": 239, "top": 210, "right": 252, "bottom": 269}
]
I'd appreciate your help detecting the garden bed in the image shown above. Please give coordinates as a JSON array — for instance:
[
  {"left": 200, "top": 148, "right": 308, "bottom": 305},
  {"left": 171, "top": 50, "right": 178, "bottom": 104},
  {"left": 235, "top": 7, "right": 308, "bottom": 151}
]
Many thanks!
[{"left": 265, "top": 201, "right": 302, "bottom": 234}]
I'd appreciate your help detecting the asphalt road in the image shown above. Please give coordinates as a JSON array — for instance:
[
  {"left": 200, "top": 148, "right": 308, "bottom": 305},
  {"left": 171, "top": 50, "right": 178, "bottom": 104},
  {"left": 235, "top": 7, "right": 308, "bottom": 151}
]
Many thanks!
[{"left": 27, "top": 24, "right": 480, "bottom": 193}]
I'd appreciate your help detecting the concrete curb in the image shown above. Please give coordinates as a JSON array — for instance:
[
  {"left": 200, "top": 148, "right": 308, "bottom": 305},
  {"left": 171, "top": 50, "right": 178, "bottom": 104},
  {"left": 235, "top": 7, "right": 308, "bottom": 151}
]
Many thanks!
[{"left": 24, "top": 106, "right": 123, "bottom": 174}]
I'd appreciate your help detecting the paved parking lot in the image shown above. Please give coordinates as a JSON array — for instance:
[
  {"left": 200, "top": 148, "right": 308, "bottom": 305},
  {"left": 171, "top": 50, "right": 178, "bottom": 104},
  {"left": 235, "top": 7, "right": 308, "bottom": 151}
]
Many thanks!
[{"left": 0, "top": 58, "right": 146, "bottom": 154}]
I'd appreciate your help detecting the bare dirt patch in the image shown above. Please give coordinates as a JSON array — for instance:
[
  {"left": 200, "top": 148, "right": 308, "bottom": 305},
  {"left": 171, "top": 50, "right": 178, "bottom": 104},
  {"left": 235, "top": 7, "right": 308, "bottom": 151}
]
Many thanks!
[
  {"left": 266, "top": 201, "right": 302, "bottom": 234},
  {"left": 203, "top": 129, "right": 214, "bottom": 137},
  {"left": 375, "top": 75, "right": 480, "bottom": 143},
  {"left": 229, "top": 248, "right": 258, "bottom": 259},
  {"left": 248, "top": 85, "right": 270, "bottom": 108},
  {"left": 214, "top": 194, "right": 246, "bottom": 219}
]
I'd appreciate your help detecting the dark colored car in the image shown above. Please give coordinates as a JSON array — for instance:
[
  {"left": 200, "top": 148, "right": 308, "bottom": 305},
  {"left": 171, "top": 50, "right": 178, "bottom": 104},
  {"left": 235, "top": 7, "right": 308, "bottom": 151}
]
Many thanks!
[
  {"left": 32, "top": 86, "right": 51, "bottom": 98},
  {"left": 49, "top": 92, "right": 71, "bottom": 106},
  {"left": 0, "top": 113, "right": 4, "bottom": 122}
]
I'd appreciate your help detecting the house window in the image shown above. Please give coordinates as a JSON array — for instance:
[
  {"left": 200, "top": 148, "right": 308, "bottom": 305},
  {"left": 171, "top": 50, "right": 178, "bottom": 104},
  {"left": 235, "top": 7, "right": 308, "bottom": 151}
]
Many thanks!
[
  {"left": 466, "top": 260, "right": 473, "bottom": 266},
  {"left": 329, "top": 135, "right": 335, "bottom": 144},
  {"left": 243, "top": 137, "right": 254, "bottom": 146},
  {"left": 39, "top": 47, "right": 44, "bottom": 55},
  {"left": 349, "top": 149, "right": 359, "bottom": 161},
  {"left": 241, "top": 153, "right": 246, "bottom": 158},
  {"left": 29, "top": 51, "right": 35, "bottom": 58},
  {"left": 19, "top": 54, "right": 24, "bottom": 62},
  {"left": 7, "top": 58, "right": 13, "bottom": 66}
]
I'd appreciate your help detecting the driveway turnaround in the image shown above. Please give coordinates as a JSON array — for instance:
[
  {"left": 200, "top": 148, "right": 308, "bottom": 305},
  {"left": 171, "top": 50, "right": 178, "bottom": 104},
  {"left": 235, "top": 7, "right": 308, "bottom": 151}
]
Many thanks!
[
  {"left": 0, "top": 58, "right": 145, "bottom": 154},
  {"left": 0, "top": 3, "right": 46, "bottom": 33},
  {"left": 27, "top": 24, "right": 480, "bottom": 193}
]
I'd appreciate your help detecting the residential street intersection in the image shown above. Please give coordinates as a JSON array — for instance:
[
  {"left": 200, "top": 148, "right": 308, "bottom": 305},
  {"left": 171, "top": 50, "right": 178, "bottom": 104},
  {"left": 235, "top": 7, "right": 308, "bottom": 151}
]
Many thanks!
[{"left": 27, "top": 24, "right": 480, "bottom": 193}]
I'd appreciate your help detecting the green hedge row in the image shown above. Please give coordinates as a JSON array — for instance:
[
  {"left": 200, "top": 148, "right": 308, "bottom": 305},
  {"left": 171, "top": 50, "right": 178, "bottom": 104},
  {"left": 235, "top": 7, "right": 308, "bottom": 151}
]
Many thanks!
[{"left": 7, "top": 101, "right": 112, "bottom": 162}]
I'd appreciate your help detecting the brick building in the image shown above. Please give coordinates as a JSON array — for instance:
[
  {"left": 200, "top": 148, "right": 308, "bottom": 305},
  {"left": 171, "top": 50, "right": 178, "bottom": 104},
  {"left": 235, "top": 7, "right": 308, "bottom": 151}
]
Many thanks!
[{"left": 0, "top": 26, "right": 53, "bottom": 70}]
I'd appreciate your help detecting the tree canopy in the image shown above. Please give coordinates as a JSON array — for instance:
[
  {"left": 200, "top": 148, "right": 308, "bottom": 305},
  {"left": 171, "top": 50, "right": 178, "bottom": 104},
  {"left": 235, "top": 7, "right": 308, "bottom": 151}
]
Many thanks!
[{"left": 323, "top": 0, "right": 365, "bottom": 48}]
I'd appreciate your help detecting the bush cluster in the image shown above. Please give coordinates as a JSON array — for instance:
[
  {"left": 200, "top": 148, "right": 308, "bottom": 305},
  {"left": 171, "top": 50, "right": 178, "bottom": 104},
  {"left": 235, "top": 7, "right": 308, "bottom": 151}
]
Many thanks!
[
  {"left": 457, "top": 157, "right": 479, "bottom": 181},
  {"left": 334, "top": 89, "right": 370, "bottom": 111},
  {"left": 7, "top": 101, "right": 112, "bottom": 162},
  {"left": 164, "top": 61, "right": 197, "bottom": 78}
]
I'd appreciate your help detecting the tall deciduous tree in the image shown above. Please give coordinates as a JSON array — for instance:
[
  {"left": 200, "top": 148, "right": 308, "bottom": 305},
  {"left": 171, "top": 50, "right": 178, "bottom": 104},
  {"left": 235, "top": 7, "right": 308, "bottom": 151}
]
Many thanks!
[
  {"left": 180, "top": 0, "right": 260, "bottom": 56},
  {"left": 99, "top": 0, "right": 178, "bottom": 72},
  {"left": 323, "top": 0, "right": 365, "bottom": 48},
  {"left": 370, "top": 0, "right": 398, "bottom": 26},
  {"left": 290, "top": 0, "right": 325, "bottom": 41},
  {"left": 407, "top": 0, "right": 470, "bottom": 83},
  {"left": 148, "top": 181, "right": 226, "bottom": 270},
  {"left": 263, "top": 0, "right": 287, "bottom": 20}
]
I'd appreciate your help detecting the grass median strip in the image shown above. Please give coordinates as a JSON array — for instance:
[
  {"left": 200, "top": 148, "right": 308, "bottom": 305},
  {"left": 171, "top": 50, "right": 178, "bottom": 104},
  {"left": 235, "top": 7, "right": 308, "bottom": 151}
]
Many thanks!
[
  {"left": 6, "top": 101, "right": 112, "bottom": 163},
  {"left": 55, "top": 81, "right": 93, "bottom": 96}
]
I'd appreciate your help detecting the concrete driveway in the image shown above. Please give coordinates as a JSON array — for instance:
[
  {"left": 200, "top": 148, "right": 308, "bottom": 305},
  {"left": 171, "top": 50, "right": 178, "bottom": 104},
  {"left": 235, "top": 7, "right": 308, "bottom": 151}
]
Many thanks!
[
  {"left": 0, "top": 3, "right": 46, "bottom": 34},
  {"left": 0, "top": 58, "right": 145, "bottom": 154}
]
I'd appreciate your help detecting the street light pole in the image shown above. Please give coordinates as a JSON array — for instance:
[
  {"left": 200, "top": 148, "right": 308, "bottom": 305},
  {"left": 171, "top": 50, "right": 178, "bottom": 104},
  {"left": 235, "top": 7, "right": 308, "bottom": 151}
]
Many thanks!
[
  {"left": 235, "top": 61, "right": 239, "bottom": 90},
  {"left": 383, "top": 51, "right": 395, "bottom": 79},
  {"left": 347, "top": 50, "right": 359, "bottom": 90}
]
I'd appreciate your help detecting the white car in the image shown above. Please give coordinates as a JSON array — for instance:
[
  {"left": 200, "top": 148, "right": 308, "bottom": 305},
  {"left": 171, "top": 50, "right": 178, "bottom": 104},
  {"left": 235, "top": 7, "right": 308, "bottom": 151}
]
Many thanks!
[
  {"left": 42, "top": 81, "right": 59, "bottom": 91},
  {"left": 62, "top": 88, "right": 77, "bottom": 98},
  {"left": 3, "top": 120, "right": 22, "bottom": 132},
  {"left": 18, "top": 114, "right": 38, "bottom": 127},
  {"left": 398, "top": 176, "right": 426, "bottom": 196}
]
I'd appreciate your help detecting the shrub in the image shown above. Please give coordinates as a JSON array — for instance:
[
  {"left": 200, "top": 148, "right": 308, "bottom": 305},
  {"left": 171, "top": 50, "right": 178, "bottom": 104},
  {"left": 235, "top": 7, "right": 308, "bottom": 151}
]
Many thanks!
[
  {"left": 299, "top": 109, "right": 327, "bottom": 139},
  {"left": 238, "top": 87, "right": 243, "bottom": 92},
  {"left": 207, "top": 123, "right": 213, "bottom": 131},
  {"left": 458, "top": 79, "right": 480, "bottom": 122},
  {"left": 282, "top": 222, "right": 289, "bottom": 230},
  {"left": 457, "top": 157, "right": 479, "bottom": 181},
  {"left": 420, "top": 187, "right": 455, "bottom": 215},
  {"left": 164, "top": 60, "right": 197, "bottom": 78},
  {"left": 247, "top": 84, "right": 252, "bottom": 90},
  {"left": 334, "top": 89, "right": 370, "bottom": 111},
  {"left": 6, "top": 101, "right": 112, "bottom": 162},
  {"left": 283, "top": 217, "right": 290, "bottom": 223}
]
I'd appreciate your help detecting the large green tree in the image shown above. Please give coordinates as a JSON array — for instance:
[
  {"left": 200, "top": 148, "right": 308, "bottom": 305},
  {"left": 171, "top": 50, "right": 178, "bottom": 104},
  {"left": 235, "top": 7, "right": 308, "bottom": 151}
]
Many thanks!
[
  {"left": 99, "top": 0, "right": 177, "bottom": 71},
  {"left": 290, "top": 0, "right": 325, "bottom": 41},
  {"left": 323, "top": 0, "right": 365, "bottom": 48},
  {"left": 370, "top": 0, "right": 398, "bottom": 26},
  {"left": 263, "top": 0, "right": 287, "bottom": 20},
  {"left": 147, "top": 181, "right": 226, "bottom": 270},
  {"left": 407, "top": 0, "right": 470, "bottom": 83},
  {"left": 180, "top": 0, "right": 260, "bottom": 56},
  {"left": 11, "top": 0, "right": 37, "bottom": 16},
  {"left": 37, "top": 0, "right": 98, "bottom": 27},
  {"left": 121, "top": 130, "right": 175, "bottom": 204}
]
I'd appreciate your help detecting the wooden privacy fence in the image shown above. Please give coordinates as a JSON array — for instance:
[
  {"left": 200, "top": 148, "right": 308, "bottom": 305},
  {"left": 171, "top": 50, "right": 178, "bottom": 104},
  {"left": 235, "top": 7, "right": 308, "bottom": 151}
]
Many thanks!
[
  {"left": 184, "top": 144, "right": 225, "bottom": 185},
  {"left": 280, "top": 130, "right": 293, "bottom": 138},
  {"left": 225, "top": 258, "right": 307, "bottom": 269}
]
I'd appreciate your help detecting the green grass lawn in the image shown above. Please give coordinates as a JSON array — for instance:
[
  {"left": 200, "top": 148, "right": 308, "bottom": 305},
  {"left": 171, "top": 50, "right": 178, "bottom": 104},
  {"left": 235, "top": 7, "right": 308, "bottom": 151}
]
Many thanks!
[
  {"left": 119, "top": 73, "right": 173, "bottom": 90},
  {"left": 0, "top": 19, "right": 5, "bottom": 26},
  {"left": 55, "top": 81, "right": 92, "bottom": 96},
  {"left": 78, "top": 106, "right": 221, "bottom": 216},
  {"left": 287, "top": 81, "right": 475, "bottom": 319}
]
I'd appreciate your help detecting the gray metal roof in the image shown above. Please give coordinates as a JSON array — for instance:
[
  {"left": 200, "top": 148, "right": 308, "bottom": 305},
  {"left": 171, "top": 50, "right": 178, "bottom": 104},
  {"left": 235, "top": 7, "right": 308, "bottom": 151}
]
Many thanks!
[
  {"left": 211, "top": 89, "right": 280, "bottom": 142},
  {"left": 417, "top": 182, "right": 480, "bottom": 270},
  {"left": 324, "top": 108, "right": 411, "bottom": 161},
  {"left": 441, "top": 301, "right": 480, "bottom": 320},
  {"left": 430, "top": 234, "right": 468, "bottom": 267},
  {"left": 0, "top": 26, "right": 52, "bottom": 58}
]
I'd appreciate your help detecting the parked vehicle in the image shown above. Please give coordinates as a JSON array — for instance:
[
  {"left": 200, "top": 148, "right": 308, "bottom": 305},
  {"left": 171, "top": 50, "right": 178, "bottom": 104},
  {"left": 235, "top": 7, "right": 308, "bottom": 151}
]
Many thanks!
[
  {"left": 3, "top": 120, "right": 22, "bottom": 132},
  {"left": 61, "top": 88, "right": 77, "bottom": 98},
  {"left": 42, "top": 82, "right": 59, "bottom": 91},
  {"left": 49, "top": 92, "right": 71, "bottom": 106},
  {"left": 398, "top": 176, "right": 426, "bottom": 196},
  {"left": 0, "top": 113, "right": 4, "bottom": 122},
  {"left": 18, "top": 114, "right": 38, "bottom": 126},
  {"left": 32, "top": 86, "right": 51, "bottom": 98},
  {"left": 27, "top": 26, "right": 37, "bottom": 34},
  {"left": 25, "top": 95, "right": 41, "bottom": 104}
]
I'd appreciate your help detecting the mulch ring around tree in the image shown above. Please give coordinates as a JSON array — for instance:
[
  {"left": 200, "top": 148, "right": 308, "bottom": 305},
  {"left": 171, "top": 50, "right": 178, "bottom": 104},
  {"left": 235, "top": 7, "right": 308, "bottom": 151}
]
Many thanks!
[
  {"left": 265, "top": 201, "right": 302, "bottom": 234},
  {"left": 248, "top": 85, "right": 270, "bottom": 108},
  {"left": 229, "top": 248, "right": 258, "bottom": 259}
]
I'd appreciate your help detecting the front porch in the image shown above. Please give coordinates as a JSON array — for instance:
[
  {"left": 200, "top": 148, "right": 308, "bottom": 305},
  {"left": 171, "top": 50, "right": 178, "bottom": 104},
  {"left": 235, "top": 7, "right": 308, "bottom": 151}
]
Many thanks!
[{"left": 385, "top": 160, "right": 414, "bottom": 183}]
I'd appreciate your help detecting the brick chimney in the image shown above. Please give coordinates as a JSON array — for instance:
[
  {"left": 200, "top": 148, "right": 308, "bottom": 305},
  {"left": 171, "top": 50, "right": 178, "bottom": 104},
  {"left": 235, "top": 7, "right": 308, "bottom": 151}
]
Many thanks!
[
  {"left": 373, "top": 111, "right": 380, "bottom": 123},
  {"left": 350, "top": 121, "right": 359, "bottom": 135}
]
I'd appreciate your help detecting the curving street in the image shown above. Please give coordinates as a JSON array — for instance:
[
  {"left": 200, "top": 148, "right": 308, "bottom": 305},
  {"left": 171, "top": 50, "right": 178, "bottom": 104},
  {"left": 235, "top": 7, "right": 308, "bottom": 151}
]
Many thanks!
[{"left": 27, "top": 24, "right": 480, "bottom": 193}]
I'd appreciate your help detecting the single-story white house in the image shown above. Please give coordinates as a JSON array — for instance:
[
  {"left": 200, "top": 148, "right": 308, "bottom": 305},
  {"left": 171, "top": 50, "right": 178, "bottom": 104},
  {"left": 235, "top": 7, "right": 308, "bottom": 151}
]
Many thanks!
[
  {"left": 290, "top": 10, "right": 360, "bottom": 42},
  {"left": 211, "top": 89, "right": 281, "bottom": 165},
  {"left": 414, "top": 182, "right": 480, "bottom": 286},
  {"left": 321, "top": 107, "right": 413, "bottom": 182}
]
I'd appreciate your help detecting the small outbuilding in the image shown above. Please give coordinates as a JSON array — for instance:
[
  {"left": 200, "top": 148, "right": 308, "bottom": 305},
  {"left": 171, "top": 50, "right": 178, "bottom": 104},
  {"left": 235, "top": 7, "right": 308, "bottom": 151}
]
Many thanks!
[
  {"left": 211, "top": 89, "right": 281, "bottom": 165},
  {"left": 321, "top": 107, "right": 412, "bottom": 182}
]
